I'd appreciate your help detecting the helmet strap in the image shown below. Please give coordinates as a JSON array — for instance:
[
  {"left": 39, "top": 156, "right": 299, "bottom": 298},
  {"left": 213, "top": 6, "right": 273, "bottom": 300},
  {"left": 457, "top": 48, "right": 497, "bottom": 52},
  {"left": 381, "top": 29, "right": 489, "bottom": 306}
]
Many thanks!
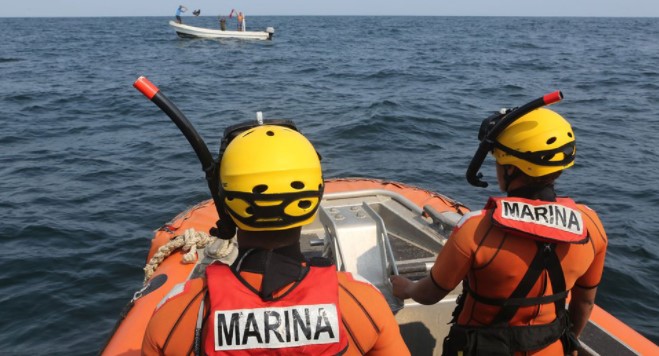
[
  {"left": 210, "top": 189, "right": 237, "bottom": 240},
  {"left": 223, "top": 188, "right": 323, "bottom": 230},
  {"left": 212, "top": 217, "right": 237, "bottom": 240}
]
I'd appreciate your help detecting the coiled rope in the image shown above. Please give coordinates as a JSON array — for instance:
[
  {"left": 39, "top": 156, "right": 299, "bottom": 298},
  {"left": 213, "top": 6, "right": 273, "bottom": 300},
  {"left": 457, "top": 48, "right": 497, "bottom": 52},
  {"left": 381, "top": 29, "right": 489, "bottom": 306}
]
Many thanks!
[{"left": 143, "top": 228, "right": 233, "bottom": 284}]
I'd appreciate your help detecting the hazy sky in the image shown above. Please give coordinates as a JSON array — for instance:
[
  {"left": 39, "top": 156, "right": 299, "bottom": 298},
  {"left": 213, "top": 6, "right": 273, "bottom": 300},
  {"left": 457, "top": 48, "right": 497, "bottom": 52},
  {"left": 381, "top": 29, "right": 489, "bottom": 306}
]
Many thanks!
[{"left": 3, "top": 0, "right": 659, "bottom": 18}]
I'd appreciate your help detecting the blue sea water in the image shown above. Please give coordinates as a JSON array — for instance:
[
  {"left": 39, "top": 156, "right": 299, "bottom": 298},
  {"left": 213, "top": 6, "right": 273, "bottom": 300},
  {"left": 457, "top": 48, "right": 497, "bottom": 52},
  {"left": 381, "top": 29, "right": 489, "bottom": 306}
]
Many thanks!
[{"left": 0, "top": 16, "right": 658, "bottom": 354}]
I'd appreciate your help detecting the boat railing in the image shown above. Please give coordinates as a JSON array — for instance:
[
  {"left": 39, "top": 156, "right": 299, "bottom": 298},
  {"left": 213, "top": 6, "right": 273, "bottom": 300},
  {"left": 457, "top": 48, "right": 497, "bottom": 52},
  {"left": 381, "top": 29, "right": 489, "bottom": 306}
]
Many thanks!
[
  {"left": 301, "top": 188, "right": 463, "bottom": 354},
  {"left": 304, "top": 189, "right": 462, "bottom": 312}
]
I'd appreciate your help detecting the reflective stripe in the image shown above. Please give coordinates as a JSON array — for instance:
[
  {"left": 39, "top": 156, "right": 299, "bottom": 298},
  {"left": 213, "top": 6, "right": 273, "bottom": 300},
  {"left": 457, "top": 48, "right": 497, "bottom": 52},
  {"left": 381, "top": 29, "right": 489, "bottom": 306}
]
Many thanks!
[
  {"left": 456, "top": 210, "right": 484, "bottom": 229},
  {"left": 156, "top": 281, "right": 186, "bottom": 311}
]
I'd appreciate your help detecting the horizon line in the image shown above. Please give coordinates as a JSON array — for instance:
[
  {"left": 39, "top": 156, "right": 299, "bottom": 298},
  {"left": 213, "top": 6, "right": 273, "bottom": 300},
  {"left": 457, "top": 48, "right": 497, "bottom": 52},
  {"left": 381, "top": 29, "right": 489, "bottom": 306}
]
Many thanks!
[{"left": 2, "top": 14, "right": 658, "bottom": 18}]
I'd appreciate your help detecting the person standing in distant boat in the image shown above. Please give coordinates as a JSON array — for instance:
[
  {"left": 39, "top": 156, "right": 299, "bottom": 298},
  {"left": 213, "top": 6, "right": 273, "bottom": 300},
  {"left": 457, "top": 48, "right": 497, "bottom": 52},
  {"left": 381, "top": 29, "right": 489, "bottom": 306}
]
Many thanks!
[
  {"left": 219, "top": 16, "right": 226, "bottom": 31},
  {"left": 175, "top": 5, "right": 187, "bottom": 24},
  {"left": 391, "top": 105, "right": 608, "bottom": 356},
  {"left": 237, "top": 11, "right": 245, "bottom": 31}
]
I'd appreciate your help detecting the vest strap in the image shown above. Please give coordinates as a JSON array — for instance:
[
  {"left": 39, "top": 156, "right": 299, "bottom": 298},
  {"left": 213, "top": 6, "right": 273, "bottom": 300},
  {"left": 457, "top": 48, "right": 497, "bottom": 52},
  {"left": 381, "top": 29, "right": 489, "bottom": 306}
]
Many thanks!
[
  {"left": 462, "top": 241, "right": 567, "bottom": 325},
  {"left": 466, "top": 284, "right": 568, "bottom": 307},
  {"left": 442, "top": 311, "right": 569, "bottom": 355}
]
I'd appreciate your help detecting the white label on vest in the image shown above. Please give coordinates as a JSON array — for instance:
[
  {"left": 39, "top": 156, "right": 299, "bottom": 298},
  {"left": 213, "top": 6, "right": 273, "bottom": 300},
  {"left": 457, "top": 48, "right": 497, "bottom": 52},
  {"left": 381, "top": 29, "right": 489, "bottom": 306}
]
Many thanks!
[
  {"left": 500, "top": 200, "right": 584, "bottom": 234},
  {"left": 214, "top": 304, "right": 340, "bottom": 351}
]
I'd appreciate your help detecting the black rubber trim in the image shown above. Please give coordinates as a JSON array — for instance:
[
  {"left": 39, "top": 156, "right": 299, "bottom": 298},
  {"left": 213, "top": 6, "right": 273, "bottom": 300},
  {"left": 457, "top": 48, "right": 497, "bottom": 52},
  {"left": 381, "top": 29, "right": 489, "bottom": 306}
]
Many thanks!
[{"left": 580, "top": 320, "right": 638, "bottom": 356}]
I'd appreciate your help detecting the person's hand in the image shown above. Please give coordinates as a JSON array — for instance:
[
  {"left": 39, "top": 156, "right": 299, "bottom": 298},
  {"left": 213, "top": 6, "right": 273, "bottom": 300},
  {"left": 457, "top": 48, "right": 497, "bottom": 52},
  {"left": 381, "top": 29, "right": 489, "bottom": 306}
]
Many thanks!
[{"left": 390, "top": 275, "right": 413, "bottom": 300}]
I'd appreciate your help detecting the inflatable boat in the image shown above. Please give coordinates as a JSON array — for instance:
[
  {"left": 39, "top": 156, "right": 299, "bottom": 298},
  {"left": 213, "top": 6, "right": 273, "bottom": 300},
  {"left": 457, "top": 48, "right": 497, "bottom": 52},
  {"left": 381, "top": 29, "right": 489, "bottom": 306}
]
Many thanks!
[
  {"left": 169, "top": 20, "right": 274, "bottom": 40},
  {"left": 99, "top": 77, "right": 658, "bottom": 355},
  {"left": 100, "top": 178, "right": 657, "bottom": 355}
]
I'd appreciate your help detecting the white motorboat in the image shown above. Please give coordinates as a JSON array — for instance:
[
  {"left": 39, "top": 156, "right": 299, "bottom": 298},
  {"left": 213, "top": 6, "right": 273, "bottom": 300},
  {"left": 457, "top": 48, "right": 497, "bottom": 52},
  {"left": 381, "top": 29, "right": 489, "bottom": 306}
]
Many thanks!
[{"left": 168, "top": 20, "right": 274, "bottom": 40}]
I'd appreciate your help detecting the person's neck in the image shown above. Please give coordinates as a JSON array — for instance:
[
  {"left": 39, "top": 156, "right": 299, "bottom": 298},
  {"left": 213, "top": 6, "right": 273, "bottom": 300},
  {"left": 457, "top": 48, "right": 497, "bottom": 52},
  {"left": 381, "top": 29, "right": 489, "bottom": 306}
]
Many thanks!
[
  {"left": 236, "top": 242, "right": 305, "bottom": 269},
  {"left": 236, "top": 227, "right": 301, "bottom": 250},
  {"left": 233, "top": 242, "right": 307, "bottom": 300},
  {"left": 507, "top": 184, "right": 557, "bottom": 202}
]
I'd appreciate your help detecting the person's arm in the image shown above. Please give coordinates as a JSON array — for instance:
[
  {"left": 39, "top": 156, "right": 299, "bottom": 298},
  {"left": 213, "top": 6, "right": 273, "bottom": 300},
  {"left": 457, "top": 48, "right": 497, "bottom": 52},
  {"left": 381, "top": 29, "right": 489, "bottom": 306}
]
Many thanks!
[
  {"left": 568, "top": 286, "right": 597, "bottom": 337},
  {"left": 390, "top": 274, "right": 449, "bottom": 305},
  {"left": 391, "top": 213, "right": 476, "bottom": 304},
  {"left": 338, "top": 273, "right": 411, "bottom": 356},
  {"left": 569, "top": 206, "right": 607, "bottom": 337},
  {"left": 141, "top": 329, "right": 161, "bottom": 356},
  {"left": 141, "top": 279, "right": 206, "bottom": 355},
  {"left": 365, "top": 292, "right": 412, "bottom": 356}
]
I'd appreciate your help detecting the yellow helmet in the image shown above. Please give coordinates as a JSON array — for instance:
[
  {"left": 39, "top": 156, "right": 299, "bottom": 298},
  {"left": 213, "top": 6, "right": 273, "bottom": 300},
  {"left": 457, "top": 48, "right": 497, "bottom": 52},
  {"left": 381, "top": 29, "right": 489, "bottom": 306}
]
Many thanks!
[
  {"left": 492, "top": 108, "right": 576, "bottom": 177},
  {"left": 219, "top": 125, "right": 323, "bottom": 231}
]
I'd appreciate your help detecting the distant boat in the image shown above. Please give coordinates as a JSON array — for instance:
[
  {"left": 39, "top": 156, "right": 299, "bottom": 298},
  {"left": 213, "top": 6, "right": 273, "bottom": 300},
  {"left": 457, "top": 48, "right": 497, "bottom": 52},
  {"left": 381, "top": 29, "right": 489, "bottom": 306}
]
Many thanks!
[{"left": 168, "top": 20, "right": 274, "bottom": 40}]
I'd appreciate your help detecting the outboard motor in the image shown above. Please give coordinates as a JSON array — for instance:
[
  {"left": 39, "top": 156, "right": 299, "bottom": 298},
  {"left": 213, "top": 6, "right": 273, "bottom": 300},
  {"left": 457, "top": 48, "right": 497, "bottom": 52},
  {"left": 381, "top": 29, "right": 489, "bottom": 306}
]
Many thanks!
[{"left": 266, "top": 27, "right": 275, "bottom": 40}]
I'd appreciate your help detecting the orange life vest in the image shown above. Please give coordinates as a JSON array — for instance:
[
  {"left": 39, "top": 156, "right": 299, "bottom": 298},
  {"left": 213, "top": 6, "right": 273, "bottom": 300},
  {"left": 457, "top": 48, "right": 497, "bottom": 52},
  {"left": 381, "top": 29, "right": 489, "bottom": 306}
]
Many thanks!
[
  {"left": 204, "top": 262, "right": 349, "bottom": 355},
  {"left": 485, "top": 196, "right": 588, "bottom": 243}
]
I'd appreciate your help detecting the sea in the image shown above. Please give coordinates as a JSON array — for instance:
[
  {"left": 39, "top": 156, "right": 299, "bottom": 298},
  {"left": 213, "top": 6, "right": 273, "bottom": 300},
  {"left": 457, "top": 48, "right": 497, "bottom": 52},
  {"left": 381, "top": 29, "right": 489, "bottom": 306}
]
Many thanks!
[{"left": 0, "top": 16, "right": 657, "bottom": 354}]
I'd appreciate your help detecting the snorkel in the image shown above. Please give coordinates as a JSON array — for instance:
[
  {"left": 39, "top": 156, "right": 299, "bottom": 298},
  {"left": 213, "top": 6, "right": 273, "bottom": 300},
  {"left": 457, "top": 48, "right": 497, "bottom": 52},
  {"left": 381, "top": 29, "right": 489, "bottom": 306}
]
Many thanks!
[
  {"left": 133, "top": 76, "right": 305, "bottom": 239},
  {"left": 133, "top": 76, "right": 237, "bottom": 239},
  {"left": 466, "top": 91, "right": 563, "bottom": 188}
]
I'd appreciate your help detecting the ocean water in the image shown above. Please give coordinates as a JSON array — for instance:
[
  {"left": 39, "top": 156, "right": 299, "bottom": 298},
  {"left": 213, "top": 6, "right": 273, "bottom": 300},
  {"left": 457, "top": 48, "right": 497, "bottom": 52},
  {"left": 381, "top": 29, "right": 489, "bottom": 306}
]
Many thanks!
[{"left": 0, "top": 16, "right": 658, "bottom": 354}]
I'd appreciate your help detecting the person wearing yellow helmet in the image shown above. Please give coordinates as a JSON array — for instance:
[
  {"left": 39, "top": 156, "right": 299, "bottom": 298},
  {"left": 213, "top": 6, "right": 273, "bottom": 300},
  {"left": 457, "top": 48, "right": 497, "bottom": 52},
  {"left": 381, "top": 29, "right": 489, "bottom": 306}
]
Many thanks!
[
  {"left": 492, "top": 107, "right": 576, "bottom": 197},
  {"left": 220, "top": 125, "right": 324, "bottom": 232},
  {"left": 143, "top": 122, "right": 410, "bottom": 356},
  {"left": 391, "top": 94, "right": 608, "bottom": 356}
]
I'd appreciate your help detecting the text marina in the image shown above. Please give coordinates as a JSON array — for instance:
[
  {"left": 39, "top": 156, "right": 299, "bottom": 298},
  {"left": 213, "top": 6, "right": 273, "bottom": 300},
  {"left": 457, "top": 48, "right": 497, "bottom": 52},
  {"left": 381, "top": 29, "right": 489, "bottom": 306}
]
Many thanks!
[{"left": 214, "top": 304, "right": 340, "bottom": 350}]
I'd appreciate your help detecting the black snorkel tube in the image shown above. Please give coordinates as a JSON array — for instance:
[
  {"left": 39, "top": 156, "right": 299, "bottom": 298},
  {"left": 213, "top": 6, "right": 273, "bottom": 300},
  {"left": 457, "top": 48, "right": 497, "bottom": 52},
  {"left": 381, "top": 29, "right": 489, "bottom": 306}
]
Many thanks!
[
  {"left": 133, "top": 76, "right": 236, "bottom": 239},
  {"left": 465, "top": 91, "right": 563, "bottom": 188}
]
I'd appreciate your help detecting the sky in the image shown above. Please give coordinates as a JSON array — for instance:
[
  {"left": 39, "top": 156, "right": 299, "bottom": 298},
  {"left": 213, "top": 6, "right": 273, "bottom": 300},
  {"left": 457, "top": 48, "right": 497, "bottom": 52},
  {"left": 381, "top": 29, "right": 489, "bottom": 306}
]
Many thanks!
[{"left": 2, "top": 0, "right": 659, "bottom": 18}]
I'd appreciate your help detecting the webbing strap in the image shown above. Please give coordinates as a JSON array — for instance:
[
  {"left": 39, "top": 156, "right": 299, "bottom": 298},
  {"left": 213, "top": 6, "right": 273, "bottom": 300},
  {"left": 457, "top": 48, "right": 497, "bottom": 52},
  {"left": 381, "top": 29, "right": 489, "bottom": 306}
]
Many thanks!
[
  {"left": 464, "top": 241, "right": 567, "bottom": 325},
  {"left": 466, "top": 286, "right": 568, "bottom": 308},
  {"left": 545, "top": 243, "right": 567, "bottom": 312},
  {"left": 194, "top": 291, "right": 209, "bottom": 356},
  {"left": 491, "top": 242, "right": 565, "bottom": 324}
]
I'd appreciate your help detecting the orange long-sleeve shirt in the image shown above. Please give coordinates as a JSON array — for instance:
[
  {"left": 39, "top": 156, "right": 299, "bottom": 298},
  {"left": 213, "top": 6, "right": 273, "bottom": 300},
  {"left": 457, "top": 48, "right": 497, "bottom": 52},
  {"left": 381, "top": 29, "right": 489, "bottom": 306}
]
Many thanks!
[
  {"left": 142, "top": 269, "right": 409, "bottom": 356},
  {"left": 431, "top": 203, "right": 607, "bottom": 355}
]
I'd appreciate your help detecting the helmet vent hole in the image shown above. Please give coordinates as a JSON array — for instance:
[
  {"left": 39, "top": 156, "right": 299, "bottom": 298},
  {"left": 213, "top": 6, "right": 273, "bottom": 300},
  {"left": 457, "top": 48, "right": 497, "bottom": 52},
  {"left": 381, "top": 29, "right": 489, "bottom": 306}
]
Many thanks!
[
  {"left": 252, "top": 185, "right": 268, "bottom": 194},
  {"left": 568, "top": 132, "right": 573, "bottom": 138},
  {"left": 266, "top": 130, "right": 275, "bottom": 136},
  {"left": 546, "top": 137, "right": 557, "bottom": 145},
  {"left": 298, "top": 200, "right": 312, "bottom": 209},
  {"left": 245, "top": 207, "right": 254, "bottom": 215},
  {"left": 291, "top": 181, "right": 305, "bottom": 190}
]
